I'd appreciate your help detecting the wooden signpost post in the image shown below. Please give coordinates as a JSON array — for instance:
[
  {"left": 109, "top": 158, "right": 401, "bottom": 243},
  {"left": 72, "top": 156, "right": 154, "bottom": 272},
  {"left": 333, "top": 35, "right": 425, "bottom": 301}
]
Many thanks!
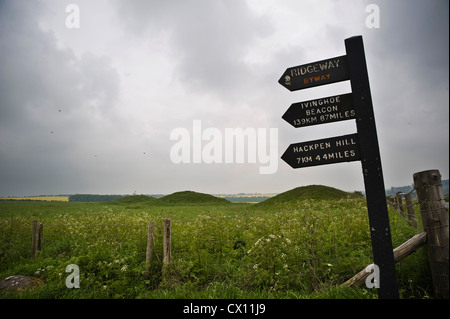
[{"left": 279, "top": 35, "right": 399, "bottom": 299}]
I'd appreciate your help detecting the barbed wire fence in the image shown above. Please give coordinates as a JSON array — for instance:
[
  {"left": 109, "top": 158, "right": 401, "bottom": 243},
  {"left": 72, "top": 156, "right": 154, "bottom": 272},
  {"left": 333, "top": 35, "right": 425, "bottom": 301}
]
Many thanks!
[
  {"left": 387, "top": 188, "right": 420, "bottom": 229},
  {"left": 0, "top": 202, "right": 412, "bottom": 290},
  {"left": 1, "top": 170, "right": 447, "bottom": 297}
]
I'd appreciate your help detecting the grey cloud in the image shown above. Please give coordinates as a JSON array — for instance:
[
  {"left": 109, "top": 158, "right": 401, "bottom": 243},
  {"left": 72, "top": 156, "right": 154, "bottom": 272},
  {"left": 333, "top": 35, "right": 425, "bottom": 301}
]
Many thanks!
[
  {"left": 114, "top": 0, "right": 274, "bottom": 103},
  {"left": 0, "top": 0, "right": 122, "bottom": 196},
  {"left": 0, "top": 0, "right": 447, "bottom": 196},
  {"left": 0, "top": 3, "right": 121, "bottom": 127},
  {"left": 362, "top": 0, "right": 449, "bottom": 186}
]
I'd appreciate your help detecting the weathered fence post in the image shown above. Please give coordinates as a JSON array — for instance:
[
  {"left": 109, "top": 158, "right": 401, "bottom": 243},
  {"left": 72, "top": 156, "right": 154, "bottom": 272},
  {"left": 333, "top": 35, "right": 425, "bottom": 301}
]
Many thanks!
[
  {"left": 163, "top": 218, "right": 171, "bottom": 265},
  {"left": 32, "top": 220, "right": 43, "bottom": 257},
  {"left": 386, "top": 196, "right": 395, "bottom": 209},
  {"left": 393, "top": 195, "right": 399, "bottom": 211},
  {"left": 405, "top": 193, "right": 417, "bottom": 228},
  {"left": 342, "top": 232, "right": 427, "bottom": 287},
  {"left": 145, "top": 222, "right": 155, "bottom": 275},
  {"left": 413, "top": 169, "right": 449, "bottom": 299},
  {"left": 396, "top": 192, "right": 405, "bottom": 217}
]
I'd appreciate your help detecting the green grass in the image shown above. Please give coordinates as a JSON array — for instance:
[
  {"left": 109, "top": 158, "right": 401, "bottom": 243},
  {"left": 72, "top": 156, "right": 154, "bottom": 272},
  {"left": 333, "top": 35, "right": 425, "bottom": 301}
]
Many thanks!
[
  {"left": 255, "top": 185, "right": 363, "bottom": 210},
  {"left": 158, "top": 191, "right": 231, "bottom": 206},
  {"left": 112, "top": 195, "right": 159, "bottom": 204},
  {"left": 0, "top": 186, "right": 432, "bottom": 299}
]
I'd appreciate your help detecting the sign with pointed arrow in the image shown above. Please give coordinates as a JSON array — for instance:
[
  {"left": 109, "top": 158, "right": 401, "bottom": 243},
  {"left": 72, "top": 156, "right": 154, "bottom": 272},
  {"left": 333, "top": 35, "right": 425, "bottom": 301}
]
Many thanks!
[
  {"left": 281, "top": 133, "right": 360, "bottom": 169},
  {"left": 282, "top": 93, "right": 355, "bottom": 128},
  {"left": 278, "top": 55, "right": 349, "bottom": 91},
  {"left": 278, "top": 36, "right": 399, "bottom": 299}
]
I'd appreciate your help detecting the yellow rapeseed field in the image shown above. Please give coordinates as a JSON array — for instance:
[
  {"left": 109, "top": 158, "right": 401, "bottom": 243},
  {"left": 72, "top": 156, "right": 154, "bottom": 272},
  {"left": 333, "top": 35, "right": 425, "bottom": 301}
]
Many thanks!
[{"left": 0, "top": 196, "right": 69, "bottom": 202}]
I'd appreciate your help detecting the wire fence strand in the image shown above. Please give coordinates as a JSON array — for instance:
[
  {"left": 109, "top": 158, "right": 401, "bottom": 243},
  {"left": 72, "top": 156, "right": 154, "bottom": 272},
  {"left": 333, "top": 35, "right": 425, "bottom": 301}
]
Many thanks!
[{"left": 1, "top": 193, "right": 432, "bottom": 288}]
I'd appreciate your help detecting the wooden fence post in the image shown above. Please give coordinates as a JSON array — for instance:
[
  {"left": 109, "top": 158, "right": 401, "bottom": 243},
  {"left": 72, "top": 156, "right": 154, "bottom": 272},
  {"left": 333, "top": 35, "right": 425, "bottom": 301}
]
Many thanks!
[
  {"left": 393, "top": 195, "right": 399, "bottom": 211},
  {"left": 413, "top": 169, "right": 449, "bottom": 299},
  {"left": 32, "top": 220, "right": 43, "bottom": 257},
  {"left": 405, "top": 193, "right": 417, "bottom": 228},
  {"left": 145, "top": 222, "right": 155, "bottom": 275},
  {"left": 396, "top": 192, "right": 405, "bottom": 217},
  {"left": 342, "top": 232, "right": 427, "bottom": 287},
  {"left": 163, "top": 218, "right": 171, "bottom": 265},
  {"left": 386, "top": 196, "right": 395, "bottom": 209}
]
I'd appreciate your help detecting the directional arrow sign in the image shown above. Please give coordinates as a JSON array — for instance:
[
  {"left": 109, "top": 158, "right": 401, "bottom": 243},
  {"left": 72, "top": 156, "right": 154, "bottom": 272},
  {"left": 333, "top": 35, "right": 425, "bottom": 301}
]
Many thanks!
[
  {"left": 281, "top": 133, "right": 360, "bottom": 169},
  {"left": 282, "top": 93, "right": 355, "bottom": 128},
  {"left": 279, "top": 55, "right": 350, "bottom": 91},
  {"left": 278, "top": 36, "right": 399, "bottom": 299}
]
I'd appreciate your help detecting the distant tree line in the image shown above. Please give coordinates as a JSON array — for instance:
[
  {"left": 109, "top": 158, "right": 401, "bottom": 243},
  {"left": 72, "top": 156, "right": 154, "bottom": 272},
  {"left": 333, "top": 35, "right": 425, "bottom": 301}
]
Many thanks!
[
  {"left": 384, "top": 179, "right": 449, "bottom": 198},
  {"left": 385, "top": 186, "right": 415, "bottom": 197},
  {"left": 223, "top": 196, "right": 273, "bottom": 203},
  {"left": 68, "top": 194, "right": 124, "bottom": 202}
]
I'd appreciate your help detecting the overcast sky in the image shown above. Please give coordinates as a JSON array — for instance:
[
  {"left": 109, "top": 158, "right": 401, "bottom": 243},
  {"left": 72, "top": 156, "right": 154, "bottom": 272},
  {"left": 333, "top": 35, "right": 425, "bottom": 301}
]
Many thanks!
[{"left": 0, "top": 0, "right": 448, "bottom": 196}]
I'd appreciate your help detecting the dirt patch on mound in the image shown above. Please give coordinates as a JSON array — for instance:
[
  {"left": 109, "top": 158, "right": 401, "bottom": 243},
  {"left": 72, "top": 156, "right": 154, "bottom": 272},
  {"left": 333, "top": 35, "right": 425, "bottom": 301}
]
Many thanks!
[{"left": 0, "top": 275, "right": 44, "bottom": 292}]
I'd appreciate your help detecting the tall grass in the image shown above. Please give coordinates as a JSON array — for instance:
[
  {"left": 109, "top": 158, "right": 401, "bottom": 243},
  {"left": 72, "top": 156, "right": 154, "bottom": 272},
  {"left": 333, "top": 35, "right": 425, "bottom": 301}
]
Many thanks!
[{"left": 0, "top": 195, "right": 430, "bottom": 299}]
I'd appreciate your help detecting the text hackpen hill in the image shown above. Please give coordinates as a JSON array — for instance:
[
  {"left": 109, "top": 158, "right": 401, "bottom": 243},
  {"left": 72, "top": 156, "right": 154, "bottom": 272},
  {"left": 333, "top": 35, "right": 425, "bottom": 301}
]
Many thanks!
[{"left": 278, "top": 35, "right": 399, "bottom": 298}]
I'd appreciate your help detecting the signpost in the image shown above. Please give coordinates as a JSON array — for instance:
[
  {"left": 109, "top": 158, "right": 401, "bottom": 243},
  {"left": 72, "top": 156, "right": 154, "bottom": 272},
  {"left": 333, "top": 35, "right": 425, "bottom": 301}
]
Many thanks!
[
  {"left": 279, "top": 35, "right": 399, "bottom": 299},
  {"left": 282, "top": 93, "right": 355, "bottom": 128},
  {"left": 278, "top": 55, "right": 349, "bottom": 91},
  {"left": 281, "top": 134, "right": 360, "bottom": 169}
]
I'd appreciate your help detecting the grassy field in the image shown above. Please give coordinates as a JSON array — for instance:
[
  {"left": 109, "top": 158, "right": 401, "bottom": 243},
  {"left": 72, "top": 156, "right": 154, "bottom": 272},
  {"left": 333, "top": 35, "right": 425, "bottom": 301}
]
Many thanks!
[{"left": 0, "top": 186, "right": 432, "bottom": 299}]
